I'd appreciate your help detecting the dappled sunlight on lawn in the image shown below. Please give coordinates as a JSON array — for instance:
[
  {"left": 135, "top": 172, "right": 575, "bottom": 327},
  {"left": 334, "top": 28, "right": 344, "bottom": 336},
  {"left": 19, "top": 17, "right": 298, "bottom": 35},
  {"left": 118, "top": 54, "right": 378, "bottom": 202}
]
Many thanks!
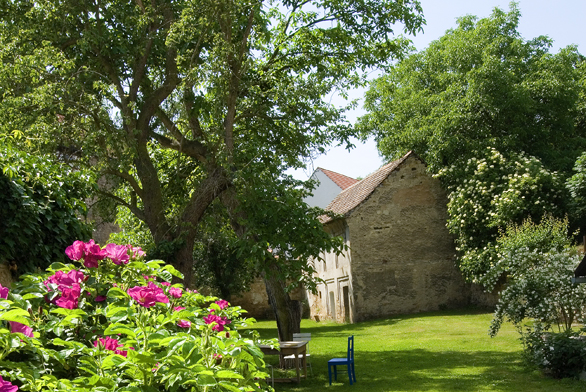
[{"left": 248, "top": 309, "right": 585, "bottom": 392}]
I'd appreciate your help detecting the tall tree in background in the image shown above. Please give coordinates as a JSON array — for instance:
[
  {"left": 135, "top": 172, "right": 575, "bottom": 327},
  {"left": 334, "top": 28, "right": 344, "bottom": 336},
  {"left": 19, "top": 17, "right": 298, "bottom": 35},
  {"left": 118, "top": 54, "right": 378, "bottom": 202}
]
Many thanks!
[
  {"left": 358, "top": 4, "right": 586, "bottom": 283},
  {"left": 0, "top": 0, "right": 424, "bottom": 339}
]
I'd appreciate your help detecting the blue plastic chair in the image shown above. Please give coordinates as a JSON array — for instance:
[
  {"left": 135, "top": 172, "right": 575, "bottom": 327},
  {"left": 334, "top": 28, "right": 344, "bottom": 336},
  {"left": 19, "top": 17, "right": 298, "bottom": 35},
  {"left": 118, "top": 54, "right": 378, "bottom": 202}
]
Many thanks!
[{"left": 328, "top": 335, "right": 356, "bottom": 385}]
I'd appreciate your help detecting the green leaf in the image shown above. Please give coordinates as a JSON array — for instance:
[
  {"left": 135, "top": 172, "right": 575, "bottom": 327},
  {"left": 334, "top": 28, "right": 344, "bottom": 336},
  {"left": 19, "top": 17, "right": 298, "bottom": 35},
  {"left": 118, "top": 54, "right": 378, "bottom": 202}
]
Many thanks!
[
  {"left": 22, "top": 293, "right": 44, "bottom": 300},
  {"left": 218, "top": 381, "right": 245, "bottom": 392},
  {"left": 197, "top": 374, "right": 217, "bottom": 387},
  {"left": 101, "top": 354, "right": 127, "bottom": 369},
  {"left": 107, "top": 287, "right": 129, "bottom": 300},
  {"left": 50, "top": 308, "right": 87, "bottom": 317},
  {"left": 104, "top": 323, "right": 137, "bottom": 338},
  {"left": 215, "top": 370, "right": 244, "bottom": 380},
  {"left": 0, "top": 308, "right": 31, "bottom": 325}
]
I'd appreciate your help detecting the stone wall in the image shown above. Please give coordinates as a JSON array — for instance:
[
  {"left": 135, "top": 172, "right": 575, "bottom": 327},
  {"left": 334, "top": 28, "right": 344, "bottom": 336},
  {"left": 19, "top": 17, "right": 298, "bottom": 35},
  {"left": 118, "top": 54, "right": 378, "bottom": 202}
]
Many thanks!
[
  {"left": 307, "top": 219, "right": 355, "bottom": 323},
  {"left": 344, "top": 155, "right": 492, "bottom": 321},
  {"left": 230, "top": 278, "right": 308, "bottom": 320}
]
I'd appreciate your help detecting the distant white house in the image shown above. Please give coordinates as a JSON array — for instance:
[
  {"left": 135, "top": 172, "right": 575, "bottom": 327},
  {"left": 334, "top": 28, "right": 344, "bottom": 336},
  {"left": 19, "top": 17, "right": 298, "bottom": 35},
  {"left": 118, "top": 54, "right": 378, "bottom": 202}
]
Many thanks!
[{"left": 303, "top": 168, "right": 358, "bottom": 208}]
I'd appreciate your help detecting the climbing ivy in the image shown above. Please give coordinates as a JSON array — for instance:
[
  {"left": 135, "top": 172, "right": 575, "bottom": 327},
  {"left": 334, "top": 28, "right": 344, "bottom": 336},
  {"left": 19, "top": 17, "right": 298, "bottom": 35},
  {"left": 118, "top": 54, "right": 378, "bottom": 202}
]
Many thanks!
[{"left": 0, "top": 139, "right": 94, "bottom": 274}]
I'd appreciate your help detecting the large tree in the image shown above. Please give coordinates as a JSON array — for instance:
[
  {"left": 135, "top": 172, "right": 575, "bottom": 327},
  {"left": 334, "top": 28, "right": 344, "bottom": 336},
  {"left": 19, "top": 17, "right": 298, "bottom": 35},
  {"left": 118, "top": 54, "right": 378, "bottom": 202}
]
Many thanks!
[
  {"left": 358, "top": 4, "right": 586, "bottom": 283},
  {"left": 0, "top": 0, "right": 424, "bottom": 338},
  {"left": 359, "top": 4, "right": 586, "bottom": 174}
]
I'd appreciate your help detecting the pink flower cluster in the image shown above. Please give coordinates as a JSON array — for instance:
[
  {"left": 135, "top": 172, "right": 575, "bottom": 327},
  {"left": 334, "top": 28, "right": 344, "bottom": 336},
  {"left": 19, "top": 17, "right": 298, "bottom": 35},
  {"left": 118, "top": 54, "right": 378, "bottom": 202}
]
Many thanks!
[
  {"left": 94, "top": 336, "right": 130, "bottom": 357},
  {"left": 168, "top": 287, "right": 183, "bottom": 298},
  {"left": 203, "top": 313, "right": 230, "bottom": 332},
  {"left": 65, "top": 240, "right": 106, "bottom": 268},
  {"left": 104, "top": 243, "right": 130, "bottom": 265},
  {"left": 127, "top": 244, "right": 146, "bottom": 259},
  {"left": 0, "top": 375, "right": 18, "bottom": 392},
  {"left": 215, "top": 299, "right": 230, "bottom": 310},
  {"left": 127, "top": 282, "right": 169, "bottom": 308},
  {"left": 44, "top": 270, "right": 85, "bottom": 309}
]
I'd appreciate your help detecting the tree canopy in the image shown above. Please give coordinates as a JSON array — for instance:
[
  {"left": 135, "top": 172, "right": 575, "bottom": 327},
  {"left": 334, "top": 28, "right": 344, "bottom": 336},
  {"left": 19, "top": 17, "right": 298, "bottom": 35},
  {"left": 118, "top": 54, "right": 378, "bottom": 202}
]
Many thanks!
[
  {"left": 0, "top": 0, "right": 424, "bottom": 339},
  {"left": 358, "top": 4, "right": 586, "bottom": 283},
  {"left": 359, "top": 4, "right": 586, "bottom": 174}
]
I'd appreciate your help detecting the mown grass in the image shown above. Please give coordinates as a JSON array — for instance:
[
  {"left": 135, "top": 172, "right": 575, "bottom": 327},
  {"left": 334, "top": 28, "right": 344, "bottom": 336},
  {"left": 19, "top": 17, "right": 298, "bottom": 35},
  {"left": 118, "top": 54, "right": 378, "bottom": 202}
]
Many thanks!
[{"left": 249, "top": 308, "right": 585, "bottom": 391}]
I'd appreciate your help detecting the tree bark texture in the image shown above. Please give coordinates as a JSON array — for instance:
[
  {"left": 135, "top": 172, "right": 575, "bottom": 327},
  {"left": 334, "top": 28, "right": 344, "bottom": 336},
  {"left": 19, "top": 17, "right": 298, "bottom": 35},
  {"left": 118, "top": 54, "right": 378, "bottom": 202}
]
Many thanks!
[{"left": 262, "top": 264, "right": 301, "bottom": 342}]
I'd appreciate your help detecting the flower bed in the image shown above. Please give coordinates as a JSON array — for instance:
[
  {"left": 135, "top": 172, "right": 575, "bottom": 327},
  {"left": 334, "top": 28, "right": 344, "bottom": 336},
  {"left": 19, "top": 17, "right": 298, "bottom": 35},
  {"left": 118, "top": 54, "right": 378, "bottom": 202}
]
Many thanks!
[{"left": 0, "top": 240, "right": 273, "bottom": 391}]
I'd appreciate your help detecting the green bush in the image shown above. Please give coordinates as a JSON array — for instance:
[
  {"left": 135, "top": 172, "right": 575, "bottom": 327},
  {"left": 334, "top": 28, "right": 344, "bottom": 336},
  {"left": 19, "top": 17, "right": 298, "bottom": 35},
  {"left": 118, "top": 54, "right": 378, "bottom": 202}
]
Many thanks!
[
  {"left": 487, "top": 216, "right": 586, "bottom": 337},
  {"left": 522, "top": 329, "right": 586, "bottom": 379},
  {"left": 0, "top": 239, "right": 274, "bottom": 391},
  {"left": 0, "top": 141, "right": 93, "bottom": 274}
]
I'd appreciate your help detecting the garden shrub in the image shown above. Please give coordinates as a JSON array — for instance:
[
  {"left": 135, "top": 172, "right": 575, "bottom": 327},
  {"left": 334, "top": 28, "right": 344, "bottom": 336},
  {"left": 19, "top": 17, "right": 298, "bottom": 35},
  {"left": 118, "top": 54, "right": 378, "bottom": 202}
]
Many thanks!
[
  {"left": 486, "top": 216, "right": 586, "bottom": 379},
  {"left": 522, "top": 328, "right": 586, "bottom": 379},
  {"left": 0, "top": 240, "right": 274, "bottom": 391},
  {"left": 487, "top": 216, "right": 586, "bottom": 337},
  {"left": 0, "top": 141, "right": 94, "bottom": 274}
]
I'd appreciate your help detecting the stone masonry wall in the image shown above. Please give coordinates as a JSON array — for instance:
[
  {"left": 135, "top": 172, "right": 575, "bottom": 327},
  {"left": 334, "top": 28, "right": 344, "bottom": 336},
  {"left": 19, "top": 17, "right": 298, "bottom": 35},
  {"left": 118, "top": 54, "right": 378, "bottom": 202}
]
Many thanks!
[{"left": 347, "top": 155, "right": 469, "bottom": 321}]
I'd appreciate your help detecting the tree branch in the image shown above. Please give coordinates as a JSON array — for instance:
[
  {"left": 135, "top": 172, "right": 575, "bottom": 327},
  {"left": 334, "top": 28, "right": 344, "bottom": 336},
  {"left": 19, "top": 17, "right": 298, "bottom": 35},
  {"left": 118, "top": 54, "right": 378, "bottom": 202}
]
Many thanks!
[
  {"left": 97, "top": 189, "right": 146, "bottom": 221},
  {"left": 104, "top": 169, "right": 144, "bottom": 200},
  {"left": 149, "top": 129, "right": 208, "bottom": 163}
]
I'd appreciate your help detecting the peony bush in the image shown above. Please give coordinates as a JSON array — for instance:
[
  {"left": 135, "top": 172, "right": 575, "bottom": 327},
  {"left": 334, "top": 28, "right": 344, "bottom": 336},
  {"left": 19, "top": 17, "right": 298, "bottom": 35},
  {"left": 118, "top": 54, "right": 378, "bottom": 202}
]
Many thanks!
[{"left": 0, "top": 240, "right": 274, "bottom": 391}]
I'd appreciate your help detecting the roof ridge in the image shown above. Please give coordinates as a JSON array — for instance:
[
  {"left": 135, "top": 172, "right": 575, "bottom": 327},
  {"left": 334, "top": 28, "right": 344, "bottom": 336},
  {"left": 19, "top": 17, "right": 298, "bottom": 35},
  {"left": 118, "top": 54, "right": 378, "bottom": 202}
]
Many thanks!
[
  {"left": 321, "top": 151, "right": 415, "bottom": 223},
  {"left": 318, "top": 167, "right": 359, "bottom": 190}
]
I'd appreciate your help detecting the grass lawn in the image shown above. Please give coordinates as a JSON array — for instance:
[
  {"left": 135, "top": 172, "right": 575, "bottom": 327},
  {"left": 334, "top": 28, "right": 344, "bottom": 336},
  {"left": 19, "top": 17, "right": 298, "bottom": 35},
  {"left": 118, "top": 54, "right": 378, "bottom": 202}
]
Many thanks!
[{"left": 249, "top": 308, "right": 585, "bottom": 391}]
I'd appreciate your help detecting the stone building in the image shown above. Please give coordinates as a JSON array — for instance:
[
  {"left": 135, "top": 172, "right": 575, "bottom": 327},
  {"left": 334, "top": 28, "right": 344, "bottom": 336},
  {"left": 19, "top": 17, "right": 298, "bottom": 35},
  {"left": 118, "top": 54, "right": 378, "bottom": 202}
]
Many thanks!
[{"left": 308, "top": 152, "right": 490, "bottom": 323}]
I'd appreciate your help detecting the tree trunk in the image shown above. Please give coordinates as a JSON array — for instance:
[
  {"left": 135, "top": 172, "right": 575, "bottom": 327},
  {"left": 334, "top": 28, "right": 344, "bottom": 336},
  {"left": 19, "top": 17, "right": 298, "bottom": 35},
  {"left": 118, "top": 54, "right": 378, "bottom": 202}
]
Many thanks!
[
  {"left": 173, "top": 235, "right": 196, "bottom": 288},
  {"left": 221, "top": 187, "right": 303, "bottom": 341},
  {"left": 263, "top": 265, "right": 301, "bottom": 342}
]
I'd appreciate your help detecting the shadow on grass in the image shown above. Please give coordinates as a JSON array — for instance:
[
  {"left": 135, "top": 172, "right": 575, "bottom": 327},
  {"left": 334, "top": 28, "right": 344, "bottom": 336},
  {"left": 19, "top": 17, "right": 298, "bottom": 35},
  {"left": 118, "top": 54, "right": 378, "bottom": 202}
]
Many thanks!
[
  {"left": 268, "top": 349, "right": 578, "bottom": 392},
  {"left": 253, "top": 308, "right": 493, "bottom": 340}
]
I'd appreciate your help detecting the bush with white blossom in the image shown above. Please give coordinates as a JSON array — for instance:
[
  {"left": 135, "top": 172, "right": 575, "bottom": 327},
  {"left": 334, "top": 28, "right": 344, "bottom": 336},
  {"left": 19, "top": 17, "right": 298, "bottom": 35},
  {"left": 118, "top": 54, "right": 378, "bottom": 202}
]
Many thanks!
[
  {"left": 486, "top": 217, "right": 586, "bottom": 378},
  {"left": 435, "top": 147, "right": 567, "bottom": 283}
]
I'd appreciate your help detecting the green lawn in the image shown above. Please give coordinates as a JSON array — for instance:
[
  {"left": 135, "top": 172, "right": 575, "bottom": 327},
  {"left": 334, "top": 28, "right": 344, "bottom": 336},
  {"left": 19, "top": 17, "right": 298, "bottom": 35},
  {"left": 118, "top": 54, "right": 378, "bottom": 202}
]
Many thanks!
[{"left": 249, "top": 309, "right": 585, "bottom": 391}]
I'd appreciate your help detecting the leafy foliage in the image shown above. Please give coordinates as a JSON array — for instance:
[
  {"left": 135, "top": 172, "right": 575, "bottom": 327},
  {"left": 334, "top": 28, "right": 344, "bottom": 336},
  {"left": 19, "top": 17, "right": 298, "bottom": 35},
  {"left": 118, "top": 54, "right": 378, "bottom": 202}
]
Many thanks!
[
  {"left": 0, "top": 240, "right": 273, "bottom": 391},
  {"left": 359, "top": 4, "right": 586, "bottom": 282},
  {"left": 487, "top": 217, "right": 586, "bottom": 337},
  {"left": 0, "top": 0, "right": 425, "bottom": 289},
  {"left": 0, "top": 139, "right": 93, "bottom": 274},
  {"left": 436, "top": 148, "right": 567, "bottom": 282},
  {"left": 522, "top": 329, "right": 586, "bottom": 379},
  {"left": 360, "top": 4, "right": 586, "bottom": 174}
]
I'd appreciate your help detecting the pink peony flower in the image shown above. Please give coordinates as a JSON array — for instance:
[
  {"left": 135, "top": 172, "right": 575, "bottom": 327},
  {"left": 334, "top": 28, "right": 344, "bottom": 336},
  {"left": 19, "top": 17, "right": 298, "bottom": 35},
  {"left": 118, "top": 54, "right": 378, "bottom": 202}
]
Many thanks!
[
  {"left": 9, "top": 321, "right": 33, "bottom": 338},
  {"left": 168, "top": 287, "right": 183, "bottom": 298},
  {"left": 104, "top": 243, "right": 130, "bottom": 265},
  {"left": 83, "top": 240, "right": 106, "bottom": 268},
  {"left": 95, "top": 295, "right": 107, "bottom": 302},
  {"left": 94, "top": 336, "right": 130, "bottom": 357},
  {"left": 177, "top": 320, "right": 191, "bottom": 328},
  {"left": 65, "top": 240, "right": 85, "bottom": 261},
  {"left": 55, "top": 283, "right": 81, "bottom": 309},
  {"left": 160, "top": 282, "right": 170, "bottom": 287},
  {"left": 127, "top": 244, "right": 146, "bottom": 259},
  {"left": 215, "top": 299, "right": 230, "bottom": 310},
  {"left": 0, "top": 375, "right": 18, "bottom": 392},
  {"left": 44, "top": 270, "right": 85, "bottom": 291},
  {"left": 0, "top": 284, "right": 9, "bottom": 300},
  {"left": 173, "top": 306, "right": 185, "bottom": 312},
  {"left": 127, "top": 282, "right": 169, "bottom": 308},
  {"left": 204, "top": 313, "right": 230, "bottom": 332}
]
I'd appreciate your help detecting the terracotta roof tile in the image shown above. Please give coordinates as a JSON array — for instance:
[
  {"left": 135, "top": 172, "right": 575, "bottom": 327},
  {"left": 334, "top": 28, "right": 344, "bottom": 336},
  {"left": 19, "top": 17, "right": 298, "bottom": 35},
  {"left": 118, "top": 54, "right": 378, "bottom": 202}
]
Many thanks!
[
  {"left": 318, "top": 168, "right": 359, "bottom": 190},
  {"left": 321, "top": 151, "right": 414, "bottom": 223}
]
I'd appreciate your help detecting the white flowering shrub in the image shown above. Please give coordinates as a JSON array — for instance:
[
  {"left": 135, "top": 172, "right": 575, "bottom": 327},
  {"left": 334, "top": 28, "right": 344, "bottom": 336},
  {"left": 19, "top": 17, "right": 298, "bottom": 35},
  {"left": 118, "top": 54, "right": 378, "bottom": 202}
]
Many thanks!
[
  {"left": 487, "top": 217, "right": 586, "bottom": 336},
  {"left": 436, "top": 148, "right": 567, "bottom": 282},
  {"left": 485, "top": 217, "right": 586, "bottom": 378}
]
